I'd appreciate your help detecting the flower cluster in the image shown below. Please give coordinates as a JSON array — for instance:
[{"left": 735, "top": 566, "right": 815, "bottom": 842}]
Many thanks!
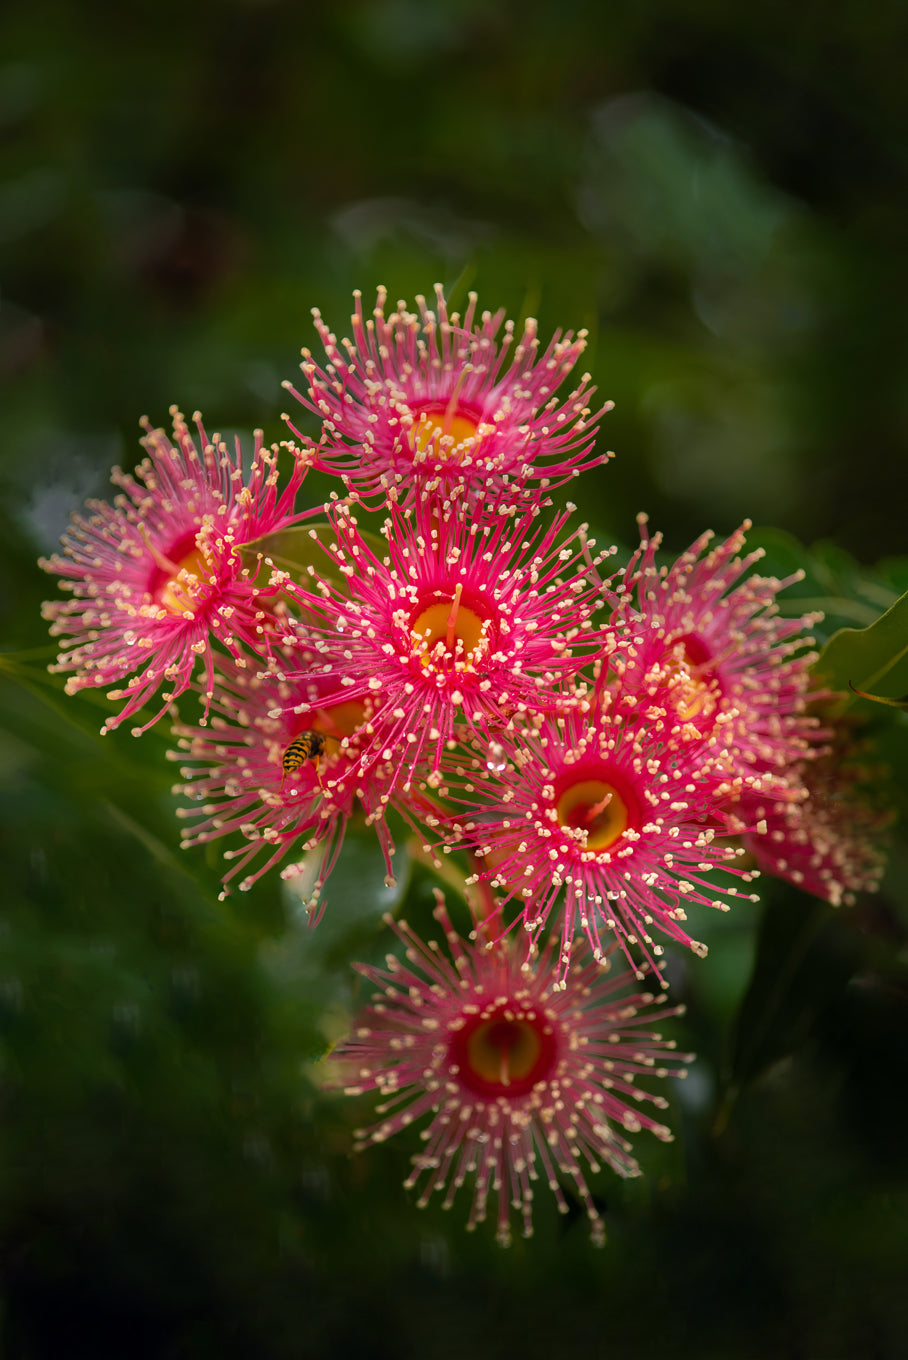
[{"left": 40, "top": 285, "right": 888, "bottom": 1246}]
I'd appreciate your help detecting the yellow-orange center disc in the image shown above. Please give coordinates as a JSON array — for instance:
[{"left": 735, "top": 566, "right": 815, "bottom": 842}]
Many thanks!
[
  {"left": 662, "top": 643, "right": 716, "bottom": 721},
  {"left": 281, "top": 702, "right": 370, "bottom": 787},
  {"left": 311, "top": 700, "right": 367, "bottom": 741},
  {"left": 556, "top": 779, "right": 629, "bottom": 850},
  {"left": 157, "top": 544, "right": 212, "bottom": 615},
  {"left": 410, "top": 408, "right": 480, "bottom": 463},
  {"left": 410, "top": 597, "right": 487, "bottom": 666}
]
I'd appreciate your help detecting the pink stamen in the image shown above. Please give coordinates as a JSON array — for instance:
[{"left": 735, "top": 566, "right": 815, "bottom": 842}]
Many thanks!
[
  {"left": 441, "top": 372, "right": 467, "bottom": 437},
  {"left": 138, "top": 523, "right": 187, "bottom": 577},
  {"left": 584, "top": 790, "right": 613, "bottom": 824},
  {"left": 445, "top": 583, "right": 464, "bottom": 652}
]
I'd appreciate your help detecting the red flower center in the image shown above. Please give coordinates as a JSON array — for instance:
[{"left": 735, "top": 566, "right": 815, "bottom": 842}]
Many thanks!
[
  {"left": 554, "top": 765, "right": 642, "bottom": 853},
  {"left": 449, "top": 1000, "right": 558, "bottom": 1098}
]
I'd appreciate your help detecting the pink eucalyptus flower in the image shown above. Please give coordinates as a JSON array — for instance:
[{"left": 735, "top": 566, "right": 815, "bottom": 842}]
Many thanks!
[
  {"left": 265, "top": 495, "right": 616, "bottom": 787},
  {"left": 282, "top": 284, "right": 612, "bottom": 509},
  {"left": 172, "top": 658, "right": 431, "bottom": 909},
  {"left": 334, "top": 899, "right": 690, "bottom": 1246},
  {"left": 40, "top": 409, "right": 313, "bottom": 733},
  {"left": 441, "top": 678, "right": 763, "bottom": 984},
  {"left": 607, "top": 516, "right": 824, "bottom": 784},
  {"left": 734, "top": 724, "right": 889, "bottom": 905}
]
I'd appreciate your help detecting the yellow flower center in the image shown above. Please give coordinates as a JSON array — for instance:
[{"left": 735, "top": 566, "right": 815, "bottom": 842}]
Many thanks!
[
  {"left": 556, "top": 779, "right": 629, "bottom": 850},
  {"left": 311, "top": 700, "right": 367, "bottom": 742},
  {"left": 280, "top": 702, "right": 373, "bottom": 794},
  {"left": 662, "top": 636, "right": 717, "bottom": 721},
  {"left": 410, "top": 405, "right": 480, "bottom": 464},
  {"left": 410, "top": 584, "right": 490, "bottom": 671},
  {"left": 157, "top": 544, "right": 212, "bottom": 615}
]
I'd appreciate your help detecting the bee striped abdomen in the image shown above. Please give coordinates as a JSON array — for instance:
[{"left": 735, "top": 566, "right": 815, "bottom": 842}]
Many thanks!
[{"left": 281, "top": 731, "right": 327, "bottom": 787}]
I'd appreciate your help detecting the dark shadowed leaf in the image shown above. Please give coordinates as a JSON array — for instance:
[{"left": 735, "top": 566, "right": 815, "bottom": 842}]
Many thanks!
[{"left": 727, "top": 888, "right": 862, "bottom": 1098}]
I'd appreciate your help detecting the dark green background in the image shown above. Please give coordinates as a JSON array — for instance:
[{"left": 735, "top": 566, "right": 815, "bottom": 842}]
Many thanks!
[{"left": 1, "top": 2, "right": 907, "bottom": 1356}]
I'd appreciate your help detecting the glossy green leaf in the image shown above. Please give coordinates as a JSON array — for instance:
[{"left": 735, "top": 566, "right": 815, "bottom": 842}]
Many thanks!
[
  {"left": 241, "top": 522, "right": 389, "bottom": 591},
  {"left": 240, "top": 522, "right": 339, "bottom": 584},
  {"left": 745, "top": 527, "right": 902, "bottom": 635},
  {"left": 815, "top": 584, "right": 908, "bottom": 700},
  {"left": 848, "top": 683, "right": 908, "bottom": 709}
]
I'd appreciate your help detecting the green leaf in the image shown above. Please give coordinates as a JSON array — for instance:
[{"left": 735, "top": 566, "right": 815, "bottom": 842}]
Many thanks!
[
  {"left": 745, "top": 527, "right": 900, "bottom": 633},
  {"left": 241, "top": 522, "right": 390, "bottom": 592},
  {"left": 726, "top": 889, "right": 860, "bottom": 1097},
  {"left": 240, "top": 522, "right": 340, "bottom": 584},
  {"left": 814, "top": 584, "right": 908, "bottom": 700},
  {"left": 848, "top": 683, "right": 908, "bottom": 710}
]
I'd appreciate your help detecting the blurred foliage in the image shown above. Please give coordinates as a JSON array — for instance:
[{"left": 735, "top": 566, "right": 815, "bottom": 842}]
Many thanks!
[{"left": 1, "top": 0, "right": 908, "bottom": 1356}]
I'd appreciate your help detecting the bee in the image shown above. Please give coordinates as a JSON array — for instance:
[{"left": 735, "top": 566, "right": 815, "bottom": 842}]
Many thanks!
[{"left": 280, "top": 730, "right": 327, "bottom": 791}]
